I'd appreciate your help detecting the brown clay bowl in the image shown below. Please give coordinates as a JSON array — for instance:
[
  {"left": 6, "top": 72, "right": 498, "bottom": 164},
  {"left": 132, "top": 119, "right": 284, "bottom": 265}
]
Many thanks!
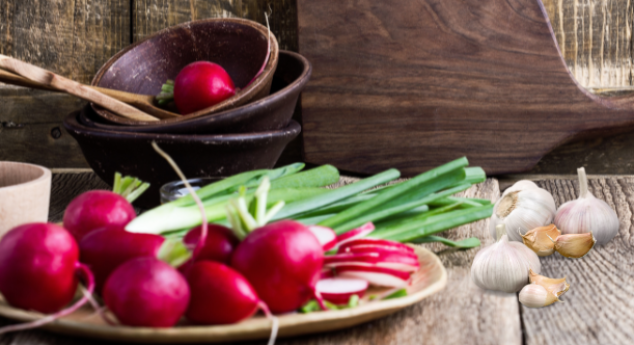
[
  {"left": 91, "top": 17, "right": 279, "bottom": 126},
  {"left": 81, "top": 51, "right": 310, "bottom": 134},
  {"left": 63, "top": 111, "right": 301, "bottom": 208}
]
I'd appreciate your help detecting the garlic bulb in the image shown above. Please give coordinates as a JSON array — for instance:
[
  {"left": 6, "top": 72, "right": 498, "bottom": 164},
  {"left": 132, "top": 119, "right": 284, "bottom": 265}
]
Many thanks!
[
  {"left": 520, "top": 224, "right": 561, "bottom": 256},
  {"left": 519, "top": 284, "right": 560, "bottom": 308},
  {"left": 554, "top": 167, "right": 619, "bottom": 245},
  {"left": 490, "top": 181, "right": 556, "bottom": 242},
  {"left": 471, "top": 224, "right": 541, "bottom": 293},
  {"left": 502, "top": 180, "right": 539, "bottom": 195}
]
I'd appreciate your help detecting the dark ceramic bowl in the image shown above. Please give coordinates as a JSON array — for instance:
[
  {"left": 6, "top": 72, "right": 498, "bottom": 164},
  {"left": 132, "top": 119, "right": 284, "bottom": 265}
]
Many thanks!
[
  {"left": 64, "top": 111, "right": 301, "bottom": 208},
  {"left": 80, "top": 51, "right": 311, "bottom": 134},
  {"left": 91, "top": 17, "right": 279, "bottom": 126}
]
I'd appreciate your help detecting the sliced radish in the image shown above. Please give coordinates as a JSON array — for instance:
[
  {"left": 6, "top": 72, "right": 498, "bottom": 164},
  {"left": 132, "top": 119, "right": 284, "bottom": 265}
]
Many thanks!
[
  {"left": 338, "top": 238, "right": 414, "bottom": 253},
  {"left": 335, "top": 223, "right": 375, "bottom": 247},
  {"left": 308, "top": 225, "right": 338, "bottom": 251},
  {"left": 320, "top": 268, "right": 335, "bottom": 279},
  {"left": 325, "top": 250, "right": 419, "bottom": 272},
  {"left": 338, "top": 244, "right": 418, "bottom": 259},
  {"left": 336, "top": 265, "right": 411, "bottom": 288},
  {"left": 316, "top": 278, "right": 369, "bottom": 305}
]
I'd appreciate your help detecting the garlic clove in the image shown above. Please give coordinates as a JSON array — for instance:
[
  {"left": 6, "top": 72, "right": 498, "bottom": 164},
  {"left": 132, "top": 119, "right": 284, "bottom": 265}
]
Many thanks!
[
  {"left": 554, "top": 167, "right": 619, "bottom": 245},
  {"left": 548, "top": 281, "right": 570, "bottom": 298},
  {"left": 553, "top": 233, "right": 596, "bottom": 259},
  {"left": 519, "top": 283, "right": 560, "bottom": 308},
  {"left": 490, "top": 183, "right": 556, "bottom": 242},
  {"left": 528, "top": 269, "right": 570, "bottom": 297},
  {"left": 520, "top": 224, "right": 561, "bottom": 256}
]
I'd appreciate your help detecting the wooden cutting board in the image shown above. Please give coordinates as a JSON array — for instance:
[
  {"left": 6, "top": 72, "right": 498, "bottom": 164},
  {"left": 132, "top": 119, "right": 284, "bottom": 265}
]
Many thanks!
[{"left": 297, "top": 0, "right": 634, "bottom": 176}]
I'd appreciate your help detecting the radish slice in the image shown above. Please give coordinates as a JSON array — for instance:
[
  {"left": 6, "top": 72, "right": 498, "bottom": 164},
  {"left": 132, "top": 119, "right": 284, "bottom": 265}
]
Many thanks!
[
  {"left": 339, "top": 244, "right": 418, "bottom": 258},
  {"left": 336, "top": 265, "right": 411, "bottom": 288},
  {"left": 325, "top": 251, "right": 419, "bottom": 272},
  {"left": 320, "top": 268, "right": 335, "bottom": 279},
  {"left": 335, "top": 223, "right": 375, "bottom": 247},
  {"left": 338, "top": 238, "right": 414, "bottom": 253},
  {"left": 316, "top": 278, "right": 369, "bottom": 305},
  {"left": 308, "top": 225, "right": 338, "bottom": 251}
]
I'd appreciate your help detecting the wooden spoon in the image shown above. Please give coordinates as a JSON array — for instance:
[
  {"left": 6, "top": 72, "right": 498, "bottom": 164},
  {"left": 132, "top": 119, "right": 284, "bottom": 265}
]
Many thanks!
[{"left": 0, "top": 54, "right": 162, "bottom": 122}]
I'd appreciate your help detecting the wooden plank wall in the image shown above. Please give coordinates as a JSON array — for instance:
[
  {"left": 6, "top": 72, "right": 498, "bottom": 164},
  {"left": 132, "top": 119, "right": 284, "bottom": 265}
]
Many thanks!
[{"left": 1, "top": 0, "right": 634, "bottom": 174}]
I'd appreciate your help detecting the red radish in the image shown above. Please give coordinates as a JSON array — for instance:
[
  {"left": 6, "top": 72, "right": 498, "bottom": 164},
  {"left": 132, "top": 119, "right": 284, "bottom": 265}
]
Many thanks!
[
  {"left": 336, "top": 265, "right": 411, "bottom": 288},
  {"left": 103, "top": 257, "right": 190, "bottom": 327},
  {"left": 231, "top": 220, "right": 325, "bottom": 313},
  {"left": 79, "top": 225, "right": 165, "bottom": 294},
  {"left": 183, "top": 224, "right": 239, "bottom": 264},
  {"left": 63, "top": 190, "right": 136, "bottom": 241},
  {"left": 186, "top": 261, "right": 264, "bottom": 324},
  {"left": 173, "top": 61, "right": 236, "bottom": 115},
  {"left": 324, "top": 250, "right": 419, "bottom": 272},
  {"left": 0, "top": 223, "right": 95, "bottom": 334},
  {"left": 335, "top": 222, "right": 375, "bottom": 248},
  {"left": 338, "top": 238, "right": 415, "bottom": 254},
  {"left": 308, "top": 225, "right": 337, "bottom": 251},
  {"left": 316, "top": 278, "right": 369, "bottom": 305}
]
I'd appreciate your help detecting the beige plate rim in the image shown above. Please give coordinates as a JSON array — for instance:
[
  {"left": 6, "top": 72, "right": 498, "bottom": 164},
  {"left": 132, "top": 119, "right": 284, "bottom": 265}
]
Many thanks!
[{"left": 0, "top": 246, "right": 447, "bottom": 343}]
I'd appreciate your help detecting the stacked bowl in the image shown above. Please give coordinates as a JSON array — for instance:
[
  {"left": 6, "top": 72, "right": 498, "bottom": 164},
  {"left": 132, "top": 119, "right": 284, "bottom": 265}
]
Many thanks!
[{"left": 63, "top": 18, "right": 311, "bottom": 207}]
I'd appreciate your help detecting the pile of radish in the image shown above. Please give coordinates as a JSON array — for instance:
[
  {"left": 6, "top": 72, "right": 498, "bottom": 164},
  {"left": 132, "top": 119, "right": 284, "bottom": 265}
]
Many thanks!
[
  {"left": 0, "top": 155, "right": 493, "bottom": 340},
  {"left": 0, "top": 178, "right": 416, "bottom": 337}
]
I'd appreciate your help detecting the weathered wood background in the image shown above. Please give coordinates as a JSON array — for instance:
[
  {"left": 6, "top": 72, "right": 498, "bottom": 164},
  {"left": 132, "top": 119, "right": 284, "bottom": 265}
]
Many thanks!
[{"left": 1, "top": 0, "right": 634, "bottom": 174}]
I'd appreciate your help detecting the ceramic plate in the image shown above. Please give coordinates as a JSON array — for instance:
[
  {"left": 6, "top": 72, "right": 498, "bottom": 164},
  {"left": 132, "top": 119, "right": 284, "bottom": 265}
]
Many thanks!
[{"left": 0, "top": 246, "right": 446, "bottom": 343}]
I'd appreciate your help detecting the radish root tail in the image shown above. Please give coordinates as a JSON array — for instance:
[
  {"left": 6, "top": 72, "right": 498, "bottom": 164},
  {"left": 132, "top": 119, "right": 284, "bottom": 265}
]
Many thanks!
[
  {"left": 151, "top": 141, "right": 208, "bottom": 260},
  {"left": 258, "top": 301, "right": 279, "bottom": 345},
  {"left": 0, "top": 263, "right": 96, "bottom": 335},
  {"left": 246, "top": 10, "right": 271, "bottom": 87}
]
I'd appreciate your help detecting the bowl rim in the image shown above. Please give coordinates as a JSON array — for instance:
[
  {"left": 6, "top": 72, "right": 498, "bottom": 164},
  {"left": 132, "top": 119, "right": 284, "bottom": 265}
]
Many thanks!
[
  {"left": 0, "top": 162, "right": 52, "bottom": 193},
  {"left": 91, "top": 17, "right": 280, "bottom": 125},
  {"left": 64, "top": 111, "right": 301, "bottom": 143},
  {"left": 83, "top": 50, "right": 311, "bottom": 132}
]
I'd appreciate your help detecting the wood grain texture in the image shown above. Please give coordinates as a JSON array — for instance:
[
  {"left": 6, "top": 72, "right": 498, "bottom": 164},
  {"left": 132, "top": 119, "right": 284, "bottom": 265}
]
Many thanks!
[
  {"left": 520, "top": 176, "right": 634, "bottom": 345},
  {"left": 297, "top": 0, "right": 634, "bottom": 177},
  {"left": 133, "top": 0, "right": 298, "bottom": 51},
  {"left": 541, "top": 0, "right": 633, "bottom": 87},
  {"left": 0, "top": 0, "right": 130, "bottom": 166}
]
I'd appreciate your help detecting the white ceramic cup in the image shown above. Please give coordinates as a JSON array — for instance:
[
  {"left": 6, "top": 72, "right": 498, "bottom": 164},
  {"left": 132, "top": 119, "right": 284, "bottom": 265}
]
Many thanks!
[{"left": 0, "top": 161, "right": 52, "bottom": 238}]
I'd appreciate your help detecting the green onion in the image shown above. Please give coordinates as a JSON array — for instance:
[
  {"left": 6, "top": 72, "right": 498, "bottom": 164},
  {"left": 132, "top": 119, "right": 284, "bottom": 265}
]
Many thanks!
[
  {"left": 270, "top": 165, "right": 339, "bottom": 189},
  {"left": 332, "top": 183, "right": 472, "bottom": 234},
  {"left": 271, "top": 169, "right": 401, "bottom": 221},
  {"left": 412, "top": 236, "right": 481, "bottom": 248},
  {"left": 374, "top": 204, "right": 494, "bottom": 242},
  {"left": 318, "top": 157, "right": 469, "bottom": 229}
]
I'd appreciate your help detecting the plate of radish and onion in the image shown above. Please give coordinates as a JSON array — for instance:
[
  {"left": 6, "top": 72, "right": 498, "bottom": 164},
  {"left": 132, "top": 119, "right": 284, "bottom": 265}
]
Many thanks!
[{"left": 0, "top": 157, "right": 492, "bottom": 343}]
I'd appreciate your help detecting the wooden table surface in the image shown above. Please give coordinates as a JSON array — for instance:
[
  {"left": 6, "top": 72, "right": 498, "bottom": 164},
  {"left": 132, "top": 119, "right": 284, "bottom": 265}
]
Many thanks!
[{"left": 0, "top": 171, "right": 632, "bottom": 345}]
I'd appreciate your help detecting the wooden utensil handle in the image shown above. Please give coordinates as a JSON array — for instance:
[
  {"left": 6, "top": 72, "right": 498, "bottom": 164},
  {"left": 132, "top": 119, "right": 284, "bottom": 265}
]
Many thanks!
[{"left": 0, "top": 54, "right": 159, "bottom": 122}]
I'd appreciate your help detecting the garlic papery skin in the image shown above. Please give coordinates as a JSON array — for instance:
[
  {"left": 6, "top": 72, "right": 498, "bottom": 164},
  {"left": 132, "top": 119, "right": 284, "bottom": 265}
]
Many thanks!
[
  {"left": 528, "top": 269, "right": 570, "bottom": 297},
  {"left": 502, "top": 180, "right": 539, "bottom": 195},
  {"left": 471, "top": 225, "right": 541, "bottom": 293},
  {"left": 520, "top": 224, "right": 561, "bottom": 256},
  {"left": 553, "top": 233, "right": 596, "bottom": 259},
  {"left": 519, "top": 284, "right": 560, "bottom": 308},
  {"left": 489, "top": 182, "right": 556, "bottom": 242},
  {"left": 554, "top": 167, "right": 619, "bottom": 245}
]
